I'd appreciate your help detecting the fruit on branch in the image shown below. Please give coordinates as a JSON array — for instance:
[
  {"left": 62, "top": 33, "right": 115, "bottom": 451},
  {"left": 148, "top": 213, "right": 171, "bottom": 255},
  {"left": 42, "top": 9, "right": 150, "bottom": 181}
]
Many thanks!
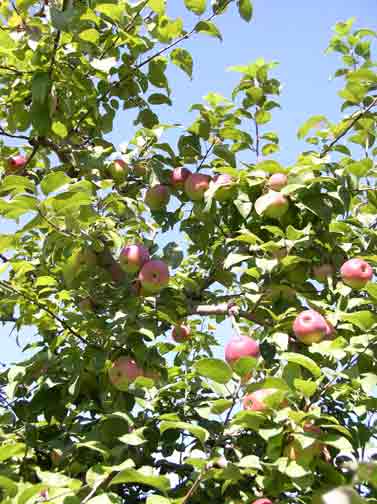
[
  {"left": 252, "top": 499, "right": 273, "bottom": 504},
  {"left": 172, "top": 324, "right": 191, "bottom": 342},
  {"left": 267, "top": 172, "right": 288, "bottom": 191},
  {"left": 243, "top": 388, "right": 282, "bottom": 411},
  {"left": 255, "top": 190, "right": 289, "bottom": 219},
  {"left": 340, "top": 258, "right": 373, "bottom": 289},
  {"left": 108, "top": 357, "right": 144, "bottom": 391},
  {"left": 8, "top": 154, "right": 27, "bottom": 172},
  {"left": 184, "top": 173, "right": 211, "bottom": 201},
  {"left": 108, "top": 159, "right": 129, "bottom": 184},
  {"left": 212, "top": 174, "right": 236, "bottom": 201},
  {"left": 225, "top": 334, "right": 260, "bottom": 365},
  {"left": 120, "top": 244, "right": 150, "bottom": 273},
  {"left": 134, "top": 161, "right": 148, "bottom": 177},
  {"left": 171, "top": 167, "right": 191, "bottom": 188},
  {"left": 138, "top": 259, "right": 170, "bottom": 293},
  {"left": 313, "top": 263, "right": 334, "bottom": 282},
  {"left": 293, "top": 309, "right": 329, "bottom": 344},
  {"left": 145, "top": 185, "right": 170, "bottom": 210}
]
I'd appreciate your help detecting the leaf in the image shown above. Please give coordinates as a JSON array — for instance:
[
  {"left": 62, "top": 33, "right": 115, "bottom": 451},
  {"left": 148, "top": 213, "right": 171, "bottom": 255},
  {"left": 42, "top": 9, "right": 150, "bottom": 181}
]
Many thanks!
[
  {"left": 170, "top": 48, "right": 193, "bottom": 78},
  {"left": 195, "top": 20, "right": 222, "bottom": 41},
  {"left": 341, "top": 311, "right": 377, "bottom": 331},
  {"left": 0, "top": 31, "right": 16, "bottom": 51},
  {"left": 231, "top": 411, "right": 265, "bottom": 430},
  {"left": 110, "top": 467, "right": 170, "bottom": 493},
  {"left": 281, "top": 352, "right": 321, "bottom": 378},
  {"left": 147, "top": 497, "right": 171, "bottom": 504},
  {"left": 237, "top": 455, "right": 261, "bottom": 469},
  {"left": 79, "top": 28, "right": 100, "bottom": 44},
  {"left": 119, "top": 428, "right": 147, "bottom": 446},
  {"left": 91, "top": 57, "right": 117, "bottom": 74},
  {"left": 95, "top": 3, "right": 123, "bottom": 22},
  {"left": 256, "top": 160, "right": 284, "bottom": 174},
  {"left": 213, "top": 144, "right": 236, "bottom": 167},
  {"left": 194, "top": 358, "right": 233, "bottom": 384},
  {"left": 0, "top": 476, "right": 17, "bottom": 497},
  {"left": 184, "top": 0, "right": 206, "bottom": 15},
  {"left": 148, "top": 0, "right": 166, "bottom": 15},
  {"left": 297, "top": 115, "right": 329, "bottom": 139},
  {"left": 0, "top": 443, "right": 25, "bottom": 461},
  {"left": 237, "top": 0, "right": 253, "bottom": 22},
  {"left": 0, "top": 235, "right": 15, "bottom": 253},
  {"left": 87, "top": 494, "right": 122, "bottom": 503},
  {"left": 319, "top": 486, "right": 366, "bottom": 504},
  {"left": 210, "top": 399, "right": 233, "bottom": 414},
  {"left": 294, "top": 379, "right": 317, "bottom": 398},
  {"left": 255, "top": 109, "right": 271, "bottom": 124},
  {"left": 41, "top": 172, "right": 71, "bottom": 195},
  {"left": 346, "top": 159, "right": 373, "bottom": 177},
  {"left": 160, "top": 421, "right": 209, "bottom": 444},
  {"left": 52, "top": 121, "right": 68, "bottom": 138},
  {"left": 224, "top": 253, "right": 252, "bottom": 269},
  {"left": 32, "top": 72, "right": 50, "bottom": 105}
]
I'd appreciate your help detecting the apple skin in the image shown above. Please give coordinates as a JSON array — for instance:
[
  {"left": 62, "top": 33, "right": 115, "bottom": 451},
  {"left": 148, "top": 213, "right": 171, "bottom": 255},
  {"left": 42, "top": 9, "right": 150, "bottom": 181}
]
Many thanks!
[
  {"left": 256, "top": 191, "right": 289, "bottom": 219},
  {"left": 267, "top": 172, "right": 288, "bottom": 191},
  {"left": 171, "top": 167, "right": 191, "bottom": 188},
  {"left": 144, "top": 185, "right": 170, "bottom": 211},
  {"left": 120, "top": 244, "right": 150, "bottom": 273},
  {"left": 134, "top": 161, "right": 147, "bottom": 177},
  {"left": 184, "top": 173, "right": 211, "bottom": 201},
  {"left": 8, "top": 154, "right": 27, "bottom": 171},
  {"left": 252, "top": 499, "right": 273, "bottom": 504},
  {"left": 225, "top": 334, "right": 260, "bottom": 365},
  {"left": 108, "top": 357, "right": 144, "bottom": 391},
  {"left": 138, "top": 259, "right": 169, "bottom": 294},
  {"left": 108, "top": 159, "right": 129, "bottom": 184},
  {"left": 213, "top": 174, "right": 236, "bottom": 201},
  {"left": 313, "top": 263, "right": 334, "bottom": 282},
  {"left": 292, "top": 309, "right": 328, "bottom": 345},
  {"left": 242, "top": 388, "right": 281, "bottom": 411},
  {"left": 172, "top": 325, "right": 191, "bottom": 342},
  {"left": 340, "top": 258, "right": 373, "bottom": 289}
]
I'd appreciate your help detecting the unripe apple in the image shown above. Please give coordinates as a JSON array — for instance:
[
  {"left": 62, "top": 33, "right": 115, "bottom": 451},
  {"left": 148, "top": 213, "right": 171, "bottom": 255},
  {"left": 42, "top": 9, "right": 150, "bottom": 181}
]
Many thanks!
[
  {"left": 255, "top": 191, "right": 289, "bottom": 219},
  {"left": 267, "top": 172, "right": 288, "bottom": 191},
  {"left": 144, "top": 185, "right": 170, "bottom": 210},
  {"left": 8, "top": 154, "right": 27, "bottom": 172},
  {"left": 171, "top": 167, "right": 191, "bottom": 188},
  {"left": 184, "top": 173, "right": 211, "bottom": 201},
  {"left": 252, "top": 499, "right": 273, "bottom": 504},
  {"left": 292, "top": 309, "right": 328, "bottom": 345},
  {"left": 108, "top": 159, "right": 129, "bottom": 184},
  {"left": 172, "top": 325, "right": 191, "bottom": 342},
  {"left": 213, "top": 174, "right": 236, "bottom": 201},
  {"left": 108, "top": 357, "right": 144, "bottom": 391},
  {"left": 225, "top": 334, "right": 260, "bottom": 365},
  {"left": 313, "top": 263, "right": 334, "bottom": 282},
  {"left": 134, "top": 161, "right": 147, "bottom": 177},
  {"left": 340, "top": 258, "right": 373, "bottom": 289},
  {"left": 242, "top": 388, "right": 281, "bottom": 411},
  {"left": 138, "top": 259, "right": 169, "bottom": 294},
  {"left": 120, "top": 244, "right": 150, "bottom": 273}
]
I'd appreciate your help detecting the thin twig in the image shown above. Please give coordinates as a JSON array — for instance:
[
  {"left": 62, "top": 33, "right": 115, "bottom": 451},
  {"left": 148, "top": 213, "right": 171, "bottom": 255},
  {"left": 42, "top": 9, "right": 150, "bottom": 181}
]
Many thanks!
[
  {"left": 181, "top": 469, "right": 205, "bottom": 504},
  {"left": 196, "top": 143, "right": 215, "bottom": 173}
]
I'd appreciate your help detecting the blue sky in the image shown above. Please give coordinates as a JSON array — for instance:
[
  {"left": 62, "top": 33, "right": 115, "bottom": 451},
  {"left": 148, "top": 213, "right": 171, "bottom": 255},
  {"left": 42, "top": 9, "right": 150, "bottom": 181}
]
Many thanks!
[{"left": 1, "top": 1, "right": 376, "bottom": 365}]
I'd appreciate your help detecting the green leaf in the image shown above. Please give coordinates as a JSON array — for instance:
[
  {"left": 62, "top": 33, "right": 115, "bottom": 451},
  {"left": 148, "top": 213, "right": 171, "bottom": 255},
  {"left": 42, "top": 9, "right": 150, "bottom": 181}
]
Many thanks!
[
  {"left": 0, "top": 31, "right": 16, "bottom": 52},
  {"left": 52, "top": 121, "right": 68, "bottom": 138},
  {"left": 210, "top": 399, "right": 233, "bottom": 414},
  {"left": 213, "top": 144, "right": 236, "bottom": 167},
  {"left": 110, "top": 467, "right": 170, "bottom": 493},
  {"left": 41, "top": 171, "right": 71, "bottom": 195},
  {"left": 0, "top": 234, "right": 15, "bottom": 253},
  {"left": 231, "top": 411, "right": 265, "bottom": 430},
  {"left": 255, "top": 109, "right": 271, "bottom": 124},
  {"left": 0, "top": 476, "right": 17, "bottom": 497},
  {"left": 87, "top": 495, "right": 121, "bottom": 504},
  {"left": 79, "top": 28, "right": 100, "bottom": 44},
  {"left": 346, "top": 158, "right": 373, "bottom": 177},
  {"left": 256, "top": 160, "right": 284, "bottom": 174},
  {"left": 237, "top": 0, "right": 253, "bottom": 21},
  {"left": 32, "top": 72, "right": 51, "bottom": 104},
  {"left": 297, "top": 115, "right": 329, "bottom": 139},
  {"left": 185, "top": 0, "right": 206, "bottom": 15},
  {"left": 147, "top": 497, "right": 171, "bottom": 504},
  {"left": 194, "top": 358, "right": 233, "bottom": 384},
  {"left": 281, "top": 352, "right": 321, "bottom": 378},
  {"left": 170, "top": 48, "right": 193, "bottom": 78},
  {"left": 237, "top": 455, "right": 261, "bottom": 469},
  {"left": 160, "top": 421, "right": 209, "bottom": 444},
  {"left": 294, "top": 379, "right": 317, "bottom": 398},
  {"left": 0, "top": 443, "right": 26, "bottom": 461},
  {"left": 224, "top": 253, "right": 252, "bottom": 269},
  {"left": 95, "top": 3, "right": 123, "bottom": 22},
  {"left": 341, "top": 311, "right": 377, "bottom": 331},
  {"left": 148, "top": 0, "right": 166, "bottom": 15},
  {"left": 195, "top": 20, "right": 222, "bottom": 41}
]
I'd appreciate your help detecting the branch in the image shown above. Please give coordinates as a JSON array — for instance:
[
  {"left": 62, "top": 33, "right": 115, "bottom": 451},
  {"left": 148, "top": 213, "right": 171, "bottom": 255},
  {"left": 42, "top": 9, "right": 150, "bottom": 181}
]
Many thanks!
[
  {"left": 196, "top": 143, "right": 215, "bottom": 173},
  {"left": 0, "top": 127, "right": 30, "bottom": 141},
  {"left": 181, "top": 469, "right": 205, "bottom": 504},
  {"left": 254, "top": 112, "right": 260, "bottom": 162},
  {"left": 320, "top": 96, "right": 377, "bottom": 158},
  {"left": 190, "top": 301, "right": 271, "bottom": 327}
]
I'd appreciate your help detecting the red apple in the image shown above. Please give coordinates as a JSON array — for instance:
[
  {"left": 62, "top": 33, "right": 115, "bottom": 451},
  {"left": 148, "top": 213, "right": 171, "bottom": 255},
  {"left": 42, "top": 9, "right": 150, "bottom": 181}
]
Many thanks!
[
  {"left": 172, "top": 325, "right": 191, "bottom": 342},
  {"left": 144, "top": 185, "right": 170, "bottom": 210},
  {"left": 171, "top": 167, "right": 191, "bottom": 188},
  {"left": 184, "top": 173, "right": 211, "bottom": 201},
  {"left": 213, "top": 174, "right": 236, "bottom": 201},
  {"left": 120, "top": 244, "right": 150, "bottom": 273},
  {"left": 225, "top": 334, "right": 260, "bottom": 365},
  {"left": 8, "top": 154, "right": 27, "bottom": 172},
  {"left": 292, "top": 309, "right": 328, "bottom": 345},
  {"left": 108, "top": 159, "right": 129, "bottom": 184},
  {"left": 255, "top": 191, "right": 289, "bottom": 219},
  {"left": 340, "top": 258, "right": 373, "bottom": 289},
  {"left": 313, "top": 263, "right": 334, "bottom": 282},
  {"left": 252, "top": 499, "right": 273, "bottom": 504},
  {"left": 108, "top": 357, "right": 144, "bottom": 391},
  {"left": 267, "top": 173, "right": 288, "bottom": 191},
  {"left": 138, "top": 259, "right": 169, "bottom": 294},
  {"left": 243, "top": 388, "right": 281, "bottom": 411}
]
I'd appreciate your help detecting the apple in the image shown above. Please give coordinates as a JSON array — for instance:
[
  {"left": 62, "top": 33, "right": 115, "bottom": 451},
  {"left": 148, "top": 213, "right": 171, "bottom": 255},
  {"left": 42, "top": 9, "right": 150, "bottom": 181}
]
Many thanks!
[
  {"left": 340, "top": 258, "right": 373, "bottom": 289},
  {"left": 292, "top": 309, "right": 328, "bottom": 345},
  {"left": 267, "top": 173, "right": 288, "bottom": 191},
  {"left": 120, "top": 244, "right": 150, "bottom": 273},
  {"left": 144, "top": 185, "right": 170, "bottom": 210},
  {"left": 225, "top": 334, "right": 260, "bottom": 365},
  {"left": 212, "top": 174, "right": 236, "bottom": 201},
  {"left": 184, "top": 173, "right": 211, "bottom": 201},
  {"left": 134, "top": 161, "right": 147, "bottom": 177},
  {"left": 252, "top": 499, "right": 273, "bottom": 504},
  {"left": 313, "top": 263, "right": 334, "bottom": 282},
  {"left": 171, "top": 167, "right": 191, "bottom": 188},
  {"left": 138, "top": 259, "right": 169, "bottom": 293},
  {"left": 242, "top": 388, "right": 281, "bottom": 411},
  {"left": 108, "top": 357, "right": 144, "bottom": 391},
  {"left": 8, "top": 154, "right": 27, "bottom": 172},
  {"left": 108, "top": 159, "right": 129, "bottom": 184},
  {"left": 172, "top": 325, "right": 191, "bottom": 342},
  {"left": 255, "top": 191, "right": 289, "bottom": 219}
]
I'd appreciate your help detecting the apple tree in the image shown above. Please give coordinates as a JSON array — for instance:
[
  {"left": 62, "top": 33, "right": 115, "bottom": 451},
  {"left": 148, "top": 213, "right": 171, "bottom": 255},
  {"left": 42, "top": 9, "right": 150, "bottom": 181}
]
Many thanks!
[{"left": 0, "top": 1, "right": 376, "bottom": 503}]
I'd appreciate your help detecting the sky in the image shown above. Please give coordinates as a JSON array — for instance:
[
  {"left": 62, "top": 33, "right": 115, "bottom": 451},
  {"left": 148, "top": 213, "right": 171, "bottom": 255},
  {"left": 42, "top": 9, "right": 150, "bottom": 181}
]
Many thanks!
[{"left": 1, "top": 0, "right": 376, "bottom": 365}]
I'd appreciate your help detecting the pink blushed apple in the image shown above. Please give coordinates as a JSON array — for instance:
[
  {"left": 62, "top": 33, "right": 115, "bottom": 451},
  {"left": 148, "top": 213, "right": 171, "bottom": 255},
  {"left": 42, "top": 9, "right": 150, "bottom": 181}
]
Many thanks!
[
  {"left": 255, "top": 191, "right": 289, "bottom": 219},
  {"left": 108, "top": 159, "right": 129, "bottom": 184},
  {"left": 292, "top": 309, "right": 328, "bottom": 345},
  {"left": 252, "top": 499, "right": 273, "bottom": 504},
  {"left": 213, "top": 174, "right": 236, "bottom": 201},
  {"left": 138, "top": 259, "right": 169, "bottom": 293},
  {"left": 340, "top": 258, "right": 373, "bottom": 289},
  {"left": 242, "top": 388, "right": 281, "bottom": 411},
  {"left": 108, "top": 357, "right": 144, "bottom": 391},
  {"left": 172, "top": 325, "right": 191, "bottom": 342},
  {"left": 225, "top": 334, "right": 260, "bottom": 365},
  {"left": 267, "top": 173, "right": 288, "bottom": 191},
  {"left": 171, "top": 167, "right": 191, "bottom": 188},
  {"left": 144, "top": 185, "right": 170, "bottom": 211},
  {"left": 184, "top": 173, "right": 211, "bottom": 201},
  {"left": 8, "top": 154, "right": 27, "bottom": 172},
  {"left": 120, "top": 244, "right": 150, "bottom": 273}
]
